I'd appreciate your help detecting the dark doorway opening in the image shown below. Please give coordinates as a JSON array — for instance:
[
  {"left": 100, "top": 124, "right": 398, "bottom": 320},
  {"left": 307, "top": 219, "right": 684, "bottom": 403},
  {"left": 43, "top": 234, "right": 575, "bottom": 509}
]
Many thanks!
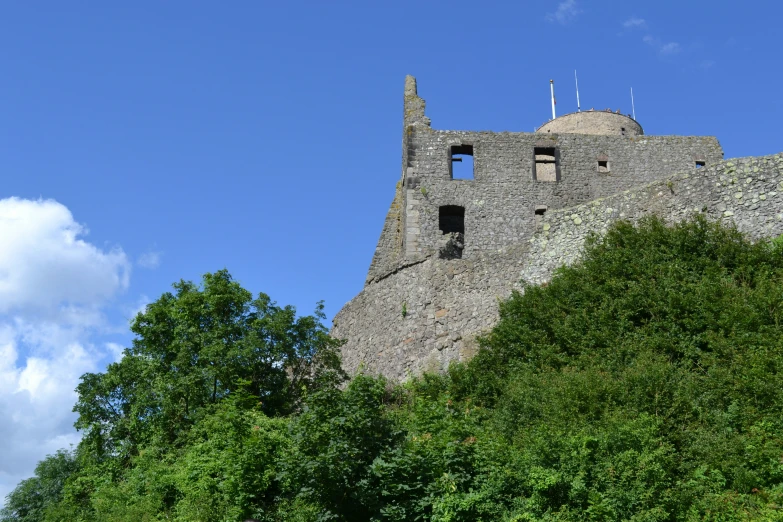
[{"left": 439, "top": 205, "right": 465, "bottom": 259}]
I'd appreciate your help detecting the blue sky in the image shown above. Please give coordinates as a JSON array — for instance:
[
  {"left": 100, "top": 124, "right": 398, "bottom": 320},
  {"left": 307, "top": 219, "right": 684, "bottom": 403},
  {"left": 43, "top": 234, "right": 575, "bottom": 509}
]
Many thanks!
[{"left": 1, "top": 0, "right": 781, "bottom": 500}]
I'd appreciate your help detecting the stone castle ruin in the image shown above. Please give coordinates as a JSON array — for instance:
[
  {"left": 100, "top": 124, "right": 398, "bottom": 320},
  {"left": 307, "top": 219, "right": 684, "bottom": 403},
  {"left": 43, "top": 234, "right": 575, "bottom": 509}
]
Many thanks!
[{"left": 332, "top": 75, "right": 783, "bottom": 381}]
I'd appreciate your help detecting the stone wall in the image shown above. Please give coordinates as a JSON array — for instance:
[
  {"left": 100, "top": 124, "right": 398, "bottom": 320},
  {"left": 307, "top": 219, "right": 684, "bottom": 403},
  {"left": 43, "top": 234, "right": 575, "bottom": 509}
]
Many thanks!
[
  {"left": 333, "top": 245, "right": 529, "bottom": 380},
  {"left": 400, "top": 130, "right": 722, "bottom": 263},
  {"left": 365, "top": 76, "right": 430, "bottom": 283},
  {"left": 334, "top": 153, "right": 783, "bottom": 381},
  {"left": 521, "top": 153, "right": 783, "bottom": 286},
  {"left": 365, "top": 183, "right": 404, "bottom": 285}
]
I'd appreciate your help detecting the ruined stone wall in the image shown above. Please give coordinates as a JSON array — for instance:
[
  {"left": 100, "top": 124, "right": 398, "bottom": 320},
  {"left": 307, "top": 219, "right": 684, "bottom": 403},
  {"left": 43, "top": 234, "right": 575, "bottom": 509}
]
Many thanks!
[
  {"left": 400, "top": 129, "right": 722, "bottom": 263},
  {"left": 365, "top": 183, "right": 404, "bottom": 285},
  {"left": 333, "top": 246, "right": 528, "bottom": 380},
  {"left": 365, "top": 77, "right": 722, "bottom": 284},
  {"left": 366, "top": 76, "right": 430, "bottom": 282},
  {"left": 333, "top": 153, "right": 783, "bottom": 381},
  {"left": 521, "top": 153, "right": 783, "bottom": 285}
]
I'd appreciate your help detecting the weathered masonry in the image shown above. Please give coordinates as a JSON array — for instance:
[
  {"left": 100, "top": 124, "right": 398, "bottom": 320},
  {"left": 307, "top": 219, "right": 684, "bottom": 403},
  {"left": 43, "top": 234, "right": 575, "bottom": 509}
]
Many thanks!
[{"left": 332, "top": 75, "right": 733, "bottom": 381}]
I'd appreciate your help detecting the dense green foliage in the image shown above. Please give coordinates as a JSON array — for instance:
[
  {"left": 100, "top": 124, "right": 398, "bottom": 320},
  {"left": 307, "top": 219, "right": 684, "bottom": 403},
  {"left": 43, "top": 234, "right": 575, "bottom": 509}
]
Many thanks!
[
  {"left": 5, "top": 217, "right": 783, "bottom": 521},
  {"left": 73, "top": 269, "right": 343, "bottom": 462},
  {"left": 0, "top": 451, "right": 77, "bottom": 522}
]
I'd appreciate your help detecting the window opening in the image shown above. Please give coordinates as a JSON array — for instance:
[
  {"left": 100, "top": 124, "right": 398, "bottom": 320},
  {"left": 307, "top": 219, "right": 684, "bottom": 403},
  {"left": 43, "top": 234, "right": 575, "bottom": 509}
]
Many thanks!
[
  {"left": 695, "top": 161, "right": 706, "bottom": 168},
  {"left": 450, "top": 144, "right": 474, "bottom": 180},
  {"left": 438, "top": 205, "right": 465, "bottom": 259},
  {"left": 534, "top": 147, "right": 558, "bottom": 182},
  {"left": 598, "top": 160, "right": 609, "bottom": 173}
]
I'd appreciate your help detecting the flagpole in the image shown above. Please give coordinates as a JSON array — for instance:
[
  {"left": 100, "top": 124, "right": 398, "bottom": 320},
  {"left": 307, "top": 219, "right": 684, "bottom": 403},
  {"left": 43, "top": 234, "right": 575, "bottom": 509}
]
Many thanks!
[
  {"left": 550, "top": 80, "right": 556, "bottom": 120},
  {"left": 575, "top": 71, "right": 581, "bottom": 112}
]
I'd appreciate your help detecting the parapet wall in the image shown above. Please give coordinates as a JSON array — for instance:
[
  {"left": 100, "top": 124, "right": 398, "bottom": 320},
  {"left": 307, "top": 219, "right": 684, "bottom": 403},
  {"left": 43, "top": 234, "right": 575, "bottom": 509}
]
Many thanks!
[{"left": 333, "top": 153, "right": 783, "bottom": 380}]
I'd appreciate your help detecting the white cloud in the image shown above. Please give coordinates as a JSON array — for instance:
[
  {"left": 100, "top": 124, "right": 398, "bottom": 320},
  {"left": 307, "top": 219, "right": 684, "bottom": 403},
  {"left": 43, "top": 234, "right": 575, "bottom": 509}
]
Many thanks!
[
  {"left": 0, "top": 198, "right": 129, "bottom": 314},
  {"left": 659, "top": 42, "right": 681, "bottom": 55},
  {"left": 622, "top": 17, "right": 646, "bottom": 29},
  {"left": 138, "top": 251, "right": 161, "bottom": 269},
  {"left": 105, "top": 342, "right": 126, "bottom": 362},
  {"left": 0, "top": 198, "right": 130, "bottom": 504},
  {"left": 547, "top": 0, "right": 581, "bottom": 24},
  {"left": 0, "top": 322, "right": 103, "bottom": 502},
  {"left": 643, "top": 35, "right": 681, "bottom": 56}
]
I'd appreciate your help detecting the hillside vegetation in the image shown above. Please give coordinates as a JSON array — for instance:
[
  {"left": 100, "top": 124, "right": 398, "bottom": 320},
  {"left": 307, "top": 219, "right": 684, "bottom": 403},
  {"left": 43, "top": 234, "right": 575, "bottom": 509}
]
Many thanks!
[{"left": 4, "top": 216, "right": 783, "bottom": 521}]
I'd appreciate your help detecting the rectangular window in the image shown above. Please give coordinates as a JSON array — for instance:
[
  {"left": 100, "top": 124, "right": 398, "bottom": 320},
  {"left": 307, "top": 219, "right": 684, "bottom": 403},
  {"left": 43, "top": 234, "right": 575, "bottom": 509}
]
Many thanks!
[
  {"left": 449, "top": 144, "right": 474, "bottom": 180},
  {"left": 695, "top": 161, "right": 706, "bottom": 168},
  {"left": 534, "top": 147, "right": 558, "bottom": 182},
  {"left": 439, "top": 205, "right": 464, "bottom": 234},
  {"left": 598, "top": 160, "right": 609, "bottom": 173}
]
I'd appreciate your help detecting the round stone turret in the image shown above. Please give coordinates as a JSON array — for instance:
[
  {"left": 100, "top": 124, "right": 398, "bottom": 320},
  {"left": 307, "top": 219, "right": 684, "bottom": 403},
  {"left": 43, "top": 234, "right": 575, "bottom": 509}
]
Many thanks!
[{"left": 537, "top": 110, "right": 643, "bottom": 137}]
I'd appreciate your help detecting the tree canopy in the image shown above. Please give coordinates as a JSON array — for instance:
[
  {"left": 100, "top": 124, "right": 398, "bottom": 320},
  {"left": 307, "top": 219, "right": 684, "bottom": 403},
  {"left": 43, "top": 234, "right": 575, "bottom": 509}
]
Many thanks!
[{"left": 73, "top": 269, "right": 344, "bottom": 463}]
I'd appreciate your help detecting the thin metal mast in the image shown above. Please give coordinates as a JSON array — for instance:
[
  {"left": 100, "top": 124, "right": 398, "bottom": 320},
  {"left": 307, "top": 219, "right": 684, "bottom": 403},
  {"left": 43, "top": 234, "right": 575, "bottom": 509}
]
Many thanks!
[
  {"left": 631, "top": 87, "right": 636, "bottom": 120},
  {"left": 575, "top": 70, "right": 581, "bottom": 112},
  {"left": 550, "top": 79, "right": 556, "bottom": 120}
]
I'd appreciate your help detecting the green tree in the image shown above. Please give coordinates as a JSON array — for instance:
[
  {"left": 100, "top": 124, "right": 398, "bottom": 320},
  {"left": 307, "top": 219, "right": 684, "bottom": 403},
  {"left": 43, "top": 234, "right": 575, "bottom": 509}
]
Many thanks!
[
  {"left": 73, "top": 270, "right": 344, "bottom": 463},
  {"left": 1, "top": 450, "right": 77, "bottom": 522},
  {"left": 280, "top": 375, "right": 403, "bottom": 521},
  {"left": 173, "top": 392, "right": 289, "bottom": 521}
]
